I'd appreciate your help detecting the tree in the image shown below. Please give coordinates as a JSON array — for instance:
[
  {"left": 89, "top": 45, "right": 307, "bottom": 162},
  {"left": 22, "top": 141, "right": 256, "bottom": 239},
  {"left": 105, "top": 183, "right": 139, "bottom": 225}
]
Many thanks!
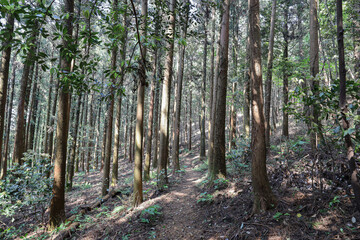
[
  {"left": 158, "top": 0, "right": 176, "bottom": 188},
  {"left": 0, "top": 13, "right": 15, "bottom": 178},
  {"left": 249, "top": 0, "right": 277, "bottom": 213},
  {"left": 200, "top": 4, "right": 208, "bottom": 161},
  {"left": 337, "top": 0, "right": 360, "bottom": 212},
  {"left": 281, "top": 0, "right": 289, "bottom": 138},
  {"left": 133, "top": 0, "right": 148, "bottom": 206},
  {"left": 102, "top": 0, "right": 119, "bottom": 196},
  {"left": 309, "top": 0, "right": 320, "bottom": 150},
  {"left": 172, "top": 0, "right": 190, "bottom": 172},
  {"left": 210, "top": 0, "right": 230, "bottom": 179},
  {"left": 112, "top": 0, "right": 128, "bottom": 187},
  {"left": 49, "top": 0, "right": 74, "bottom": 228},
  {"left": 264, "top": 0, "right": 277, "bottom": 150},
  {"left": 13, "top": 26, "right": 38, "bottom": 165}
]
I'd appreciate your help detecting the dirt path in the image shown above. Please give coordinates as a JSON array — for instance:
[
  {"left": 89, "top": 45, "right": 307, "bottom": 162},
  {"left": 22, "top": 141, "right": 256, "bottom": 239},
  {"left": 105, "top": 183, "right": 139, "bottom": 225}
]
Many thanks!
[{"left": 153, "top": 152, "right": 207, "bottom": 239}]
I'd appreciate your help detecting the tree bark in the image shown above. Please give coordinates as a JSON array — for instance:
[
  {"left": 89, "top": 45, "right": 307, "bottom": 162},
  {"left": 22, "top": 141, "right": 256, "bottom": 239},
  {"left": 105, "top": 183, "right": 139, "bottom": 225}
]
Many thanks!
[
  {"left": 172, "top": 0, "right": 190, "bottom": 172},
  {"left": 49, "top": 0, "right": 74, "bottom": 228},
  {"left": 13, "top": 29, "right": 38, "bottom": 165},
  {"left": 200, "top": 7, "right": 208, "bottom": 161},
  {"left": 249, "top": 0, "right": 277, "bottom": 213},
  {"left": 0, "top": 13, "right": 14, "bottom": 178},
  {"left": 102, "top": 0, "right": 119, "bottom": 197},
  {"left": 309, "top": 0, "right": 320, "bottom": 150},
  {"left": 67, "top": 95, "right": 81, "bottom": 191},
  {"left": 133, "top": 0, "right": 147, "bottom": 206},
  {"left": 210, "top": 0, "right": 230, "bottom": 179},
  {"left": 337, "top": 0, "right": 360, "bottom": 212},
  {"left": 158, "top": 0, "right": 176, "bottom": 188},
  {"left": 282, "top": 3, "right": 289, "bottom": 138},
  {"left": 264, "top": 0, "right": 277, "bottom": 150}
]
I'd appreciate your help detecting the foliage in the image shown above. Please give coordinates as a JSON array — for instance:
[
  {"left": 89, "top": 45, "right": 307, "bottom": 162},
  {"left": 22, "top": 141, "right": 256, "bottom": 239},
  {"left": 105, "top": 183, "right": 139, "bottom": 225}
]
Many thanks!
[
  {"left": 0, "top": 151, "right": 53, "bottom": 218},
  {"left": 287, "top": 79, "right": 360, "bottom": 151},
  {"left": 213, "top": 178, "right": 228, "bottom": 190},
  {"left": 140, "top": 204, "right": 162, "bottom": 224},
  {"left": 197, "top": 192, "right": 213, "bottom": 204}
]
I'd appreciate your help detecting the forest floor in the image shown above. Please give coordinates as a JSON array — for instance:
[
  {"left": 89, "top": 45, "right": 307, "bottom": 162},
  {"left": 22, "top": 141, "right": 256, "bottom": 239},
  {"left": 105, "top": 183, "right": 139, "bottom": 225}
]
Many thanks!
[{"left": 2, "top": 124, "right": 360, "bottom": 239}]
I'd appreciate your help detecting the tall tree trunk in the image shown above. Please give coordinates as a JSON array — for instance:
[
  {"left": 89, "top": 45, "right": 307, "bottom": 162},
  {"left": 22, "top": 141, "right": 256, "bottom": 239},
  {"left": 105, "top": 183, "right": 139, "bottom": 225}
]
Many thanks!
[
  {"left": 208, "top": 35, "right": 220, "bottom": 175},
  {"left": 200, "top": 7, "right": 208, "bottom": 161},
  {"left": 208, "top": 8, "right": 216, "bottom": 145},
  {"left": 13, "top": 29, "right": 38, "bottom": 165},
  {"left": 144, "top": 52, "right": 157, "bottom": 180},
  {"left": 67, "top": 95, "right": 81, "bottom": 191},
  {"left": 0, "top": 13, "right": 15, "bottom": 178},
  {"left": 249, "top": 0, "right": 277, "bottom": 213},
  {"left": 102, "top": 0, "right": 119, "bottom": 196},
  {"left": 282, "top": 3, "right": 289, "bottom": 138},
  {"left": 158, "top": 0, "right": 176, "bottom": 188},
  {"left": 0, "top": 13, "right": 14, "bottom": 177},
  {"left": 112, "top": 1, "right": 128, "bottom": 186},
  {"left": 44, "top": 64, "right": 54, "bottom": 155},
  {"left": 188, "top": 89, "right": 192, "bottom": 150},
  {"left": 80, "top": 96, "right": 88, "bottom": 172},
  {"left": 123, "top": 100, "right": 129, "bottom": 161},
  {"left": 49, "top": 0, "right": 74, "bottom": 228},
  {"left": 86, "top": 94, "right": 94, "bottom": 173},
  {"left": 265, "top": 0, "right": 277, "bottom": 150},
  {"left": 229, "top": 82, "right": 237, "bottom": 151},
  {"left": 337, "top": 0, "right": 360, "bottom": 212},
  {"left": 243, "top": 20, "right": 251, "bottom": 138},
  {"left": 133, "top": 0, "right": 148, "bottom": 206},
  {"left": 310, "top": 0, "right": 320, "bottom": 150},
  {"left": 152, "top": 55, "right": 161, "bottom": 169},
  {"left": 128, "top": 93, "right": 135, "bottom": 163},
  {"left": 172, "top": 0, "right": 190, "bottom": 172},
  {"left": 210, "top": 0, "right": 229, "bottom": 180},
  {"left": 27, "top": 62, "right": 40, "bottom": 151}
]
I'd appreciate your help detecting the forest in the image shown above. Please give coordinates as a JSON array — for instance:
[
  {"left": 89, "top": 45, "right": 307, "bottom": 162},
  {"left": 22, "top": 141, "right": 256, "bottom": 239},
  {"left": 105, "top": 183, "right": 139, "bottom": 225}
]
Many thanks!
[{"left": 0, "top": 0, "right": 359, "bottom": 239}]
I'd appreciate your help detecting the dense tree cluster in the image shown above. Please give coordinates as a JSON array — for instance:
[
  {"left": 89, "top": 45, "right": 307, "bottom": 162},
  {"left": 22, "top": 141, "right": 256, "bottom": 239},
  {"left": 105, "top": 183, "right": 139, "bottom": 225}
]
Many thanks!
[{"left": 0, "top": 0, "right": 359, "bottom": 233}]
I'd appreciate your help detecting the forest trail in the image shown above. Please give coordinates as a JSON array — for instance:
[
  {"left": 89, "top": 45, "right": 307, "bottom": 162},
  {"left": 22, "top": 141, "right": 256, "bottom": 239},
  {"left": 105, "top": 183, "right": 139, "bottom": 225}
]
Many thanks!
[{"left": 152, "top": 152, "right": 206, "bottom": 239}]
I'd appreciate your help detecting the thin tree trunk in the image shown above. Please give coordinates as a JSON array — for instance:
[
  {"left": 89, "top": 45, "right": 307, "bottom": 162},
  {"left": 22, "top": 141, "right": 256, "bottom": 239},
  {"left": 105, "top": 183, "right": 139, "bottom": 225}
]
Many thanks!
[
  {"left": 337, "top": 0, "right": 360, "bottom": 212},
  {"left": 282, "top": 4, "right": 289, "bottom": 138},
  {"left": 0, "top": 13, "right": 15, "bottom": 177},
  {"left": 172, "top": 1, "right": 190, "bottom": 172},
  {"left": 67, "top": 95, "right": 82, "bottom": 191},
  {"left": 80, "top": 96, "right": 88, "bottom": 172},
  {"left": 112, "top": 1, "right": 128, "bottom": 186},
  {"left": 152, "top": 57, "right": 161, "bottom": 169},
  {"left": 158, "top": 0, "right": 176, "bottom": 188},
  {"left": 310, "top": 0, "right": 320, "bottom": 150},
  {"left": 13, "top": 29, "right": 38, "bottom": 165},
  {"left": 200, "top": 7, "right": 208, "bottom": 161},
  {"left": 208, "top": 8, "right": 216, "bottom": 144},
  {"left": 265, "top": 0, "right": 277, "bottom": 150},
  {"left": 144, "top": 52, "right": 157, "bottom": 180}
]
